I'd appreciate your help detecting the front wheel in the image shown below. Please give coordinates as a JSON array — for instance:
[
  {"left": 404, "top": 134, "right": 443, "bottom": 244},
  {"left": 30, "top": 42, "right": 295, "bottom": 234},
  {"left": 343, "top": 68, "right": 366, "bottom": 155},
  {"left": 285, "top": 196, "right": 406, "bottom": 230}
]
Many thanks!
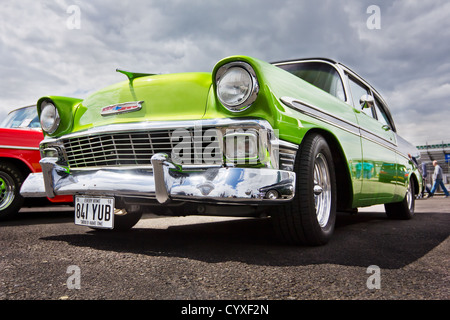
[
  {"left": 0, "top": 162, "right": 25, "bottom": 220},
  {"left": 272, "top": 133, "right": 337, "bottom": 246},
  {"left": 385, "top": 178, "right": 415, "bottom": 219}
]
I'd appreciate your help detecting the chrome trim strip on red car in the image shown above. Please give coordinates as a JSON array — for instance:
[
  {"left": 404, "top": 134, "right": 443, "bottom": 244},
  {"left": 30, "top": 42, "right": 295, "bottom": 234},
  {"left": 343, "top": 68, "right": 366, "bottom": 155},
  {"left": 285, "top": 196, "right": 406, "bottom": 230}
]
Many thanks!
[{"left": 0, "top": 145, "right": 40, "bottom": 151}]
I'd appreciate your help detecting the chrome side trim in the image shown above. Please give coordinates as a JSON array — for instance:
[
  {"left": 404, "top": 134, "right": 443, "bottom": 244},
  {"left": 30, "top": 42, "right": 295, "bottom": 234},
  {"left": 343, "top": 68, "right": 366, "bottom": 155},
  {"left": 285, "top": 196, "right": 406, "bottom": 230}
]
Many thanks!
[
  {"left": 280, "top": 96, "right": 361, "bottom": 137},
  {"left": 280, "top": 96, "right": 399, "bottom": 152},
  {"left": 0, "top": 145, "right": 40, "bottom": 151},
  {"left": 359, "top": 127, "right": 396, "bottom": 149}
]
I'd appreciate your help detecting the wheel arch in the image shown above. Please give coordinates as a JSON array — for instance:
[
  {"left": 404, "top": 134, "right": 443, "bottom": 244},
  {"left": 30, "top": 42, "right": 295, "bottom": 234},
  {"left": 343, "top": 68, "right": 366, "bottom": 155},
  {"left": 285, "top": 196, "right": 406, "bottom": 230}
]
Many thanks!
[
  {"left": 0, "top": 157, "right": 33, "bottom": 181},
  {"left": 409, "top": 172, "right": 420, "bottom": 196},
  {"left": 300, "top": 128, "right": 354, "bottom": 211}
]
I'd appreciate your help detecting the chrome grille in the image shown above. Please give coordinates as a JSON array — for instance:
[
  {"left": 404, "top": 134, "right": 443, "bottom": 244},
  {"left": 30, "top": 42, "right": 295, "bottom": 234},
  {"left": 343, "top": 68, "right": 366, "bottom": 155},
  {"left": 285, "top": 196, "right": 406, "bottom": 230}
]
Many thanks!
[{"left": 63, "top": 129, "right": 222, "bottom": 169}]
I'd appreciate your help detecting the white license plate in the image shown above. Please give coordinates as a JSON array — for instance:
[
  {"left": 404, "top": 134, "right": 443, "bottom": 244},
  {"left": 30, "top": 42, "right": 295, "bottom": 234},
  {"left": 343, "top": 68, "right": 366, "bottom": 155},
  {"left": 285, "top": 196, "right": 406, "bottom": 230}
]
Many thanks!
[{"left": 75, "top": 196, "right": 114, "bottom": 229}]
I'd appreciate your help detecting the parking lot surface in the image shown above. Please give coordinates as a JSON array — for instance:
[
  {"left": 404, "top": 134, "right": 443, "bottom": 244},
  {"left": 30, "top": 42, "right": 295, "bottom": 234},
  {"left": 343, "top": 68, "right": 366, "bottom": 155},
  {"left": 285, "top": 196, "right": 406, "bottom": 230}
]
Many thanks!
[{"left": 1, "top": 197, "right": 448, "bottom": 306}]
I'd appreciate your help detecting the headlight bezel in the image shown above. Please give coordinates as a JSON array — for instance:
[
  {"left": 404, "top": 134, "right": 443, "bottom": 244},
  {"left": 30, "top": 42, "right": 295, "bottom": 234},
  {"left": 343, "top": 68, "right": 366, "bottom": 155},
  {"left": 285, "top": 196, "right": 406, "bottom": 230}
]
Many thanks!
[
  {"left": 40, "top": 101, "right": 61, "bottom": 134},
  {"left": 215, "top": 61, "right": 259, "bottom": 112}
]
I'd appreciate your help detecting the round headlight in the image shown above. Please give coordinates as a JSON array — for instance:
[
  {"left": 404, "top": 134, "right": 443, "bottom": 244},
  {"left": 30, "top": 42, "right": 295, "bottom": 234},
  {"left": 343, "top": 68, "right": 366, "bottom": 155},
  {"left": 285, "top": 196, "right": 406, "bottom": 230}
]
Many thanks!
[
  {"left": 217, "top": 67, "right": 252, "bottom": 106},
  {"left": 40, "top": 102, "right": 60, "bottom": 134},
  {"left": 216, "top": 62, "right": 259, "bottom": 112}
]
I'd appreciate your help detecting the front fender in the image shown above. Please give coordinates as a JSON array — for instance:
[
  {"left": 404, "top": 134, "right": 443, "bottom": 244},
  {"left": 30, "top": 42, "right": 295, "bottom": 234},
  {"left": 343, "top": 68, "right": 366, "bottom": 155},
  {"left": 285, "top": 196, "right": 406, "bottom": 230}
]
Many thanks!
[{"left": 37, "top": 96, "right": 83, "bottom": 138}]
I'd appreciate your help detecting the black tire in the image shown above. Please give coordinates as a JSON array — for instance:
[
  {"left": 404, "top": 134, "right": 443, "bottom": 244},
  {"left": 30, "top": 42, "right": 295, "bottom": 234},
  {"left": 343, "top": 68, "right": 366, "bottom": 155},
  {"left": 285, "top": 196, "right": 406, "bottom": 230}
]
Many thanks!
[
  {"left": 272, "top": 133, "right": 337, "bottom": 246},
  {"left": 113, "top": 209, "right": 143, "bottom": 230},
  {"left": 0, "top": 162, "right": 25, "bottom": 221},
  {"left": 385, "top": 178, "right": 415, "bottom": 220}
]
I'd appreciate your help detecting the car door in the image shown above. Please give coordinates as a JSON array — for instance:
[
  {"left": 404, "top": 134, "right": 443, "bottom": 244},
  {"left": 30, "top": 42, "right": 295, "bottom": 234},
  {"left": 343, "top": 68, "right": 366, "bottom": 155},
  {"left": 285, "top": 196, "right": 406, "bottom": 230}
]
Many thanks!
[{"left": 346, "top": 75, "right": 398, "bottom": 206}]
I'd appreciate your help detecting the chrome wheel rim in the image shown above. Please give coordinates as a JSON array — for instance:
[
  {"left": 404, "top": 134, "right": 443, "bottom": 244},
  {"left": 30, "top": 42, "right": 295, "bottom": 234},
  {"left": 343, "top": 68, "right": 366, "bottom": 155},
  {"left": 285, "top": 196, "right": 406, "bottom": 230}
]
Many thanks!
[
  {"left": 406, "top": 182, "right": 413, "bottom": 212},
  {"left": 0, "top": 172, "right": 15, "bottom": 211},
  {"left": 313, "top": 153, "right": 332, "bottom": 228}
]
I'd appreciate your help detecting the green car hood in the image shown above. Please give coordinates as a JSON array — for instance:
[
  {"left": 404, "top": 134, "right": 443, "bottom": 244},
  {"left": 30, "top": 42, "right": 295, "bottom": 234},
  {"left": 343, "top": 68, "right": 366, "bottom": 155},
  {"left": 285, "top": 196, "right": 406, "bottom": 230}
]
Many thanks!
[{"left": 73, "top": 72, "right": 212, "bottom": 132}]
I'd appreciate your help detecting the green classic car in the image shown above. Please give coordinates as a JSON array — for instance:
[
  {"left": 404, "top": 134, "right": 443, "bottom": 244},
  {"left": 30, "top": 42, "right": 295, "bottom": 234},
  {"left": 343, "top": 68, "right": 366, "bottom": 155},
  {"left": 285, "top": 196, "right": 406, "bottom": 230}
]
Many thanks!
[{"left": 20, "top": 55, "right": 422, "bottom": 245}]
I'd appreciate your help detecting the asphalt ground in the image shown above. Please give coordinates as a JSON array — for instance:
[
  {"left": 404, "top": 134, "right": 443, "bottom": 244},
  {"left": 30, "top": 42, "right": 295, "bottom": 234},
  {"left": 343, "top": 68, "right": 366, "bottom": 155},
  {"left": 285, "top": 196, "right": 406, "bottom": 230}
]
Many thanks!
[{"left": 0, "top": 196, "right": 448, "bottom": 314}]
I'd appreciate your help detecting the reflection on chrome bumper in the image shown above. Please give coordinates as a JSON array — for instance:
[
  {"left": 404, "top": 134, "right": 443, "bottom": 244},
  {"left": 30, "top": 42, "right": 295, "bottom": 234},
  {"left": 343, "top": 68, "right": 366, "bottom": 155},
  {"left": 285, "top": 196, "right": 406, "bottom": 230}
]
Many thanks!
[{"left": 21, "top": 153, "right": 296, "bottom": 204}]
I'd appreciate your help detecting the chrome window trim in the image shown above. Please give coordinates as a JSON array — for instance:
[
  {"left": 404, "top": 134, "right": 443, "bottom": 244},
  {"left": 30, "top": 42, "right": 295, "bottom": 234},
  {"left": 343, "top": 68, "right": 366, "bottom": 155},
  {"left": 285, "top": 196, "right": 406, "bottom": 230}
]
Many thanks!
[
  {"left": 273, "top": 58, "right": 397, "bottom": 132},
  {"left": 274, "top": 59, "right": 349, "bottom": 103},
  {"left": 340, "top": 66, "right": 397, "bottom": 132}
]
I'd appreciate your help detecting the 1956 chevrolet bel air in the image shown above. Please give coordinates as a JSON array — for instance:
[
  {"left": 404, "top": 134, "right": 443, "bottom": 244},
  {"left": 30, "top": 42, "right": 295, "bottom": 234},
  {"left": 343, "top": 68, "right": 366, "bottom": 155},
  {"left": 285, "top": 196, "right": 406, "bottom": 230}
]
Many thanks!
[{"left": 20, "top": 55, "right": 423, "bottom": 245}]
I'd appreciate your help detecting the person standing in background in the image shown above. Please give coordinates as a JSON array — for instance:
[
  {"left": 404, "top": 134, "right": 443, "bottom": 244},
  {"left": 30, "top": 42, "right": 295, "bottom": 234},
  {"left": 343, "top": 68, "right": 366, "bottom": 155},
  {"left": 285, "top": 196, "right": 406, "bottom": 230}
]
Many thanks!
[
  {"left": 427, "top": 160, "right": 449, "bottom": 198},
  {"left": 421, "top": 161, "right": 432, "bottom": 198}
]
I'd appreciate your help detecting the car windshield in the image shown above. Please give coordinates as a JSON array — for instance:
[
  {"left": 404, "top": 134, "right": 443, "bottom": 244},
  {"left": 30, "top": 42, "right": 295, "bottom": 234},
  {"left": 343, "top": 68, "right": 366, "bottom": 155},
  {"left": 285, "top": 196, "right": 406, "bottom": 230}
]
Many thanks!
[
  {"left": 0, "top": 106, "right": 40, "bottom": 129},
  {"left": 276, "top": 61, "right": 346, "bottom": 101}
]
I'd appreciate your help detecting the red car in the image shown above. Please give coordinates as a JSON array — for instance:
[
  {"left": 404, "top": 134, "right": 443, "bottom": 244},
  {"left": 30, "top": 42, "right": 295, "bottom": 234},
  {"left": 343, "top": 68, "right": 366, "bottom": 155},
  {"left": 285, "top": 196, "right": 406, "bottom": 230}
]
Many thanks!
[{"left": 0, "top": 105, "right": 72, "bottom": 220}]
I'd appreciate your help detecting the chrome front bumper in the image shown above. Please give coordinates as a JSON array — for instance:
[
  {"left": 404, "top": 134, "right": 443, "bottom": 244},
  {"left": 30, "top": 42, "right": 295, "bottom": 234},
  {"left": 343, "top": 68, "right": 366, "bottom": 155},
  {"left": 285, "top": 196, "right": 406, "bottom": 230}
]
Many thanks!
[{"left": 21, "top": 153, "right": 296, "bottom": 204}]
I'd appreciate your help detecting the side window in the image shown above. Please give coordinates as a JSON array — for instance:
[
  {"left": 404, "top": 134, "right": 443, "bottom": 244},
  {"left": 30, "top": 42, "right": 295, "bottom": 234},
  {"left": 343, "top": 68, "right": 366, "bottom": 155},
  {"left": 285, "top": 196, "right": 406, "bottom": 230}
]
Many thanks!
[
  {"left": 373, "top": 97, "right": 391, "bottom": 128},
  {"left": 348, "top": 77, "right": 374, "bottom": 118},
  {"left": 277, "top": 62, "right": 346, "bottom": 101}
]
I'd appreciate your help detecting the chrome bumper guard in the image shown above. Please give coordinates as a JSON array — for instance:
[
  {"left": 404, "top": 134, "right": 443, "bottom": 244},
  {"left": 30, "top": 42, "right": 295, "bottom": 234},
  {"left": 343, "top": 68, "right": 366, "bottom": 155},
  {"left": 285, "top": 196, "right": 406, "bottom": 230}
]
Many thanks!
[{"left": 21, "top": 153, "right": 296, "bottom": 204}]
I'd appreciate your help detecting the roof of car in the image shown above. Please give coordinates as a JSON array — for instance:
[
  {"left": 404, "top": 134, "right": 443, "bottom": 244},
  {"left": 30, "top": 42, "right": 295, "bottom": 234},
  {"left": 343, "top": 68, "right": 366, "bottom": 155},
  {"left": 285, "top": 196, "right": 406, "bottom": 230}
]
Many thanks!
[
  {"left": 7, "top": 105, "right": 36, "bottom": 115},
  {"left": 271, "top": 57, "right": 339, "bottom": 65},
  {"left": 272, "top": 57, "right": 360, "bottom": 76}
]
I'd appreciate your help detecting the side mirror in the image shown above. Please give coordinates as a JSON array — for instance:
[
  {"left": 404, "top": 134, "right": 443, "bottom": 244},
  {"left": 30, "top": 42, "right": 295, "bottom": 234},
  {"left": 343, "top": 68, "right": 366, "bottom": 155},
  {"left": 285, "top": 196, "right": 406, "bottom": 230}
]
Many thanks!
[{"left": 360, "top": 94, "right": 374, "bottom": 110}]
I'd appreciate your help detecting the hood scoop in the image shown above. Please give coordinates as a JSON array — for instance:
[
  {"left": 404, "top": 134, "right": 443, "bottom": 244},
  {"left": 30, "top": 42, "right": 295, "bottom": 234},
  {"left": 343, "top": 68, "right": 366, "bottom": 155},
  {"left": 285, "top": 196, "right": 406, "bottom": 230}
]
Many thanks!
[{"left": 116, "top": 69, "right": 156, "bottom": 84}]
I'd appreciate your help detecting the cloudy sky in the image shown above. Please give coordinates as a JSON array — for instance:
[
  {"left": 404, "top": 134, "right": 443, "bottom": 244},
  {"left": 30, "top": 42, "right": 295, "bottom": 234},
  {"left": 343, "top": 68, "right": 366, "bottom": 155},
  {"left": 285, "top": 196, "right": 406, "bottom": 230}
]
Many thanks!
[{"left": 0, "top": 0, "right": 449, "bottom": 146}]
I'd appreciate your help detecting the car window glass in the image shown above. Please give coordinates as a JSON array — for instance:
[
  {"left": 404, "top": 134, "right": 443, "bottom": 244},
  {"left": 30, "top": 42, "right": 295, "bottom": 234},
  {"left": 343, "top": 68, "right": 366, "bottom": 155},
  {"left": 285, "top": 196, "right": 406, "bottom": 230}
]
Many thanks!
[
  {"left": 348, "top": 77, "right": 374, "bottom": 118},
  {"left": 373, "top": 97, "right": 391, "bottom": 127},
  {"left": 277, "top": 62, "right": 346, "bottom": 101},
  {"left": 0, "top": 106, "right": 40, "bottom": 129}
]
